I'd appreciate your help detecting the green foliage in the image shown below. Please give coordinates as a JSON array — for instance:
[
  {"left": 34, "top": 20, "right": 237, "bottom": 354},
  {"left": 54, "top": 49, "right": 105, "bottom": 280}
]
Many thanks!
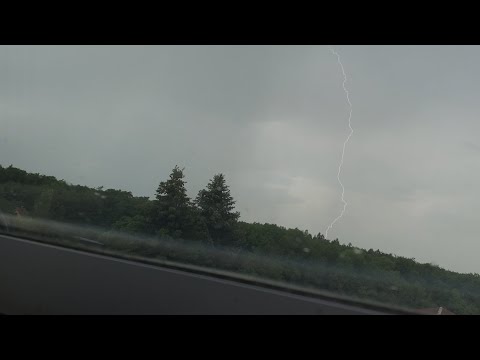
[
  {"left": 152, "top": 166, "right": 209, "bottom": 241},
  {"left": 196, "top": 174, "right": 240, "bottom": 244},
  {"left": 0, "top": 165, "right": 150, "bottom": 228},
  {"left": 3, "top": 164, "right": 480, "bottom": 314},
  {"left": 113, "top": 215, "right": 151, "bottom": 234}
]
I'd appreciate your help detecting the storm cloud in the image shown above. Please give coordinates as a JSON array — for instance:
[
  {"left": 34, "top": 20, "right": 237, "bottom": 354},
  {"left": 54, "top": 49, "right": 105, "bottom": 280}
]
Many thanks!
[{"left": 2, "top": 45, "right": 480, "bottom": 273}]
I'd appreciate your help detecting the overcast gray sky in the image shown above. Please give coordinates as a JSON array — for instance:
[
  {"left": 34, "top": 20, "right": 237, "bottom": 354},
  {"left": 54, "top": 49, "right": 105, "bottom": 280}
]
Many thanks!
[{"left": 2, "top": 45, "right": 480, "bottom": 274}]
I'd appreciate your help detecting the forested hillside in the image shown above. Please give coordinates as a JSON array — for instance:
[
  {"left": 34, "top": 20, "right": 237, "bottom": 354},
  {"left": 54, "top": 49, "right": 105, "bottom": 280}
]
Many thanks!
[{"left": 1, "top": 164, "right": 479, "bottom": 314}]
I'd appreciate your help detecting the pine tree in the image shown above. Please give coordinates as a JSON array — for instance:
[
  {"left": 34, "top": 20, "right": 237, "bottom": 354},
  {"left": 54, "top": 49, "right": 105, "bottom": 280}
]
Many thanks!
[
  {"left": 196, "top": 174, "right": 240, "bottom": 244},
  {"left": 153, "top": 166, "right": 208, "bottom": 240}
]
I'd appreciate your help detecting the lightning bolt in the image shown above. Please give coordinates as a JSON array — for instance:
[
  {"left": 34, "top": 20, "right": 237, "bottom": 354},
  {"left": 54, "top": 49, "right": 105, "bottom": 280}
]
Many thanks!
[{"left": 325, "top": 46, "right": 353, "bottom": 239}]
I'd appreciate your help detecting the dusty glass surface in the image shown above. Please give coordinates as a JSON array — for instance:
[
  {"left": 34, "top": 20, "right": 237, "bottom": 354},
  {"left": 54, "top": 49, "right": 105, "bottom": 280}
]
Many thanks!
[{"left": 1, "top": 45, "right": 479, "bottom": 314}]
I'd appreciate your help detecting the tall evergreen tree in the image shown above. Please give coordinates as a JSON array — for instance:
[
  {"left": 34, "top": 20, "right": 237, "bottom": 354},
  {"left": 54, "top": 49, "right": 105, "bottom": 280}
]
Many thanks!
[
  {"left": 196, "top": 174, "right": 239, "bottom": 244},
  {"left": 154, "top": 166, "right": 208, "bottom": 240}
]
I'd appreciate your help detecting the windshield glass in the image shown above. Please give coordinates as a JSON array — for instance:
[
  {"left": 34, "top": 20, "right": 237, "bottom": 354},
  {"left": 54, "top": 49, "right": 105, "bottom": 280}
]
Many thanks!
[{"left": 1, "top": 45, "right": 479, "bottom": 314}]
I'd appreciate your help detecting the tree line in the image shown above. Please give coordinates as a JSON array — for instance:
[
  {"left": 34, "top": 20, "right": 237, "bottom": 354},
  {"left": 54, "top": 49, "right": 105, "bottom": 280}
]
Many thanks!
[
  {"left": 114, "top": 165, "right": 240, "bottom": 245},
  {"left": 2, "top": 164, "right": 480, "bottom": 314}
]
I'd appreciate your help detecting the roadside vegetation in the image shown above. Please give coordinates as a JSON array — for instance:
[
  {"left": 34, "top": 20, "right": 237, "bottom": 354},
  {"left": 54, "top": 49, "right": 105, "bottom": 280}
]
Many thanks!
[{"left": 1, "top": 164, "right": 479, "bottom": 314}]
